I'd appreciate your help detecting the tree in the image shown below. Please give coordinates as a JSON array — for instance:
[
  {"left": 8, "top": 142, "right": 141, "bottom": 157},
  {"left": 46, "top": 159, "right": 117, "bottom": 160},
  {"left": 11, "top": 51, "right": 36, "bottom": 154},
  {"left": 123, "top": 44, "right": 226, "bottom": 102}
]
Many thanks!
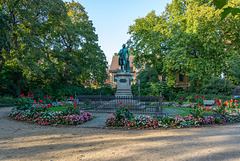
[
  {"left": 0, "top": 0, "right": 107, "bottom": 96},
  {"left": 213, "top": 0, "right": 240, "bottom": 19},
  {"left": 0, "top": 5, "right": 11, "bottom": 73},
  {"left": 127, "top": 0, "right": 240, "bottom": 90}
]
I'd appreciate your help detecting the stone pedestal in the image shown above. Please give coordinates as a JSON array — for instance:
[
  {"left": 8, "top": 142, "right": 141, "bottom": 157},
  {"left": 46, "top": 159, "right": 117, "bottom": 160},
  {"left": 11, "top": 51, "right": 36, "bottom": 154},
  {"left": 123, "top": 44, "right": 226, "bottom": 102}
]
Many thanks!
[{"left": 115, "top": 73, "right": 133, "bottom": 97}]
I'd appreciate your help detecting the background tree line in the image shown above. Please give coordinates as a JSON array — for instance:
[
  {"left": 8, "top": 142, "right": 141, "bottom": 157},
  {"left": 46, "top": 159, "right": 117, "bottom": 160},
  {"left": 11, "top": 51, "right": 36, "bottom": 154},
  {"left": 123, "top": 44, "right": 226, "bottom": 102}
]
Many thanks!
[
  {"left": 0, "top": 0, "right": 109, "bottom": 99},
  {"left": 127, "top": 0, "right": 240, "bottom": 92}
]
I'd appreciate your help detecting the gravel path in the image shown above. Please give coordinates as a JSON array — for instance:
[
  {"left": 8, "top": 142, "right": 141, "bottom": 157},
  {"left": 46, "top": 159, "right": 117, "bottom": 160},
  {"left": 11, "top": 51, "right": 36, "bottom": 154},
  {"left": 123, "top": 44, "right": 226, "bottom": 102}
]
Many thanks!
[{"left": 2, "top": 107, "right": 240, "bottom": 161}]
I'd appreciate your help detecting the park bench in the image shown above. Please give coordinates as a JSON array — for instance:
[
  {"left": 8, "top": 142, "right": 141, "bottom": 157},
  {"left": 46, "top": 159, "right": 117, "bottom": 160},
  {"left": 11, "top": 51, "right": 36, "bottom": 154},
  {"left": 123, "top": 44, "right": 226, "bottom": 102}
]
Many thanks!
[{"left": 203, "top": 100, "right": 215, "bottom": 106}]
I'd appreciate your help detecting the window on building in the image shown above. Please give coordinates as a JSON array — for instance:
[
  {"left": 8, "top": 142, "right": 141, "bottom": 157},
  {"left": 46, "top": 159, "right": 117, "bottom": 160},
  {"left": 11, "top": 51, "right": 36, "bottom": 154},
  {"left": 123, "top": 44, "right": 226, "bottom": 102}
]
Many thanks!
[
  {"left": 113, "top": 75, "right": 117, "bottom": 82},
  {"left": 162, "top": 75, "right": 167, "bottom": 82},
  {"left": 179, "top": 74, "right": 184, "bottom": 82}
]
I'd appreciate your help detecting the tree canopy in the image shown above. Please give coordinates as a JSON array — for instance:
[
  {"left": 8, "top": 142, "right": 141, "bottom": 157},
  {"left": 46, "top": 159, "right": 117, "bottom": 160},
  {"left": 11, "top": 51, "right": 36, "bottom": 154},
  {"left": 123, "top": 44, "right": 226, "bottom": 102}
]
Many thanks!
[
  {"left": 0, "top": 0, "right": 107, "bottom": 96},
  {"left": 127, "top": 0, "right": 240, "bottom": 89}
]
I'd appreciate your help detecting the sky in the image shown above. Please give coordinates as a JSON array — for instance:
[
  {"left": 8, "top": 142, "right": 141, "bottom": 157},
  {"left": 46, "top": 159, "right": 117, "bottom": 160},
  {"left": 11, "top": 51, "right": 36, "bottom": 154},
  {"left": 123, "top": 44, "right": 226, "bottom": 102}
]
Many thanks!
[{"left": 64, "top": 0, "right": 172, "bottom": 66}]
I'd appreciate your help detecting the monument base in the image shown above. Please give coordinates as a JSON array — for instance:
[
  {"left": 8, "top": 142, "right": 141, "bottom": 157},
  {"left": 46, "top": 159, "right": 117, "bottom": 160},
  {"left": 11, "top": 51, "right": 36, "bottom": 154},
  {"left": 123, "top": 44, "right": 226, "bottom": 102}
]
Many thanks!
[{"left": 115, "top": 73, "right": 133, "bottom": 97}]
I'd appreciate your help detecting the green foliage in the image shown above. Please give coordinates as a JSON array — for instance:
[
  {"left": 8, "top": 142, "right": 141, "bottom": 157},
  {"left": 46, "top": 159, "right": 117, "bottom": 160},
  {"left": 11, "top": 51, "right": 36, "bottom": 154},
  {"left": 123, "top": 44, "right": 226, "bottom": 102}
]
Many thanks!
[
  {"left": 227, "top": 55, "right": 240, "bottom": 85},
  {"left": 62, "top": 105, "right": 80, "bottom": 116},
  {"left": 128, "top": 0, "right": 240, "bottom": 91},
  {"left": 114, "top": 103, "right": 134, "bottom": 121},
  {"left": 0, "top": 0, "right": 107, "bottom": 97},
  {"left": 213, "top": 0, "right": 240, "bottom": 19},
  {"left": 190, "top": 108, "right": 204, "bottom": 118},
  {"left": 201, "top": 78, "right": 235, "bottom": 96},
  {"left": 0, "top": 96, "right": 16, "bottom": 104}
]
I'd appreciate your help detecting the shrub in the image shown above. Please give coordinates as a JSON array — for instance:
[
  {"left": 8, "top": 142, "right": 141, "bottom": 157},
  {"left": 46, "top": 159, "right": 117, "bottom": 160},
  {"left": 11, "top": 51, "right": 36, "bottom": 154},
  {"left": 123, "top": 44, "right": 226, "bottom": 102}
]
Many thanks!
[
  {"left": 0, "top": 96, "right": 17, "bottom": 104},
  {"left": 201, "top": 78, "right": 235, "bottom": 96}
]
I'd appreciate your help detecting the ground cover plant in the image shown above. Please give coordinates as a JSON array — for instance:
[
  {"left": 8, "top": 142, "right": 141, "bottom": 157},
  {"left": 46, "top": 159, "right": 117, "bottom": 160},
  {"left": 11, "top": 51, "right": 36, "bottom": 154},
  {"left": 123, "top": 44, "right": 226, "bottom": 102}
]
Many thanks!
[
  {"left": 106, "top": 99, "right": 240, "bottom": 129},
  {"left": 9, "top": 93, "right": 93, "bottom": 126}
]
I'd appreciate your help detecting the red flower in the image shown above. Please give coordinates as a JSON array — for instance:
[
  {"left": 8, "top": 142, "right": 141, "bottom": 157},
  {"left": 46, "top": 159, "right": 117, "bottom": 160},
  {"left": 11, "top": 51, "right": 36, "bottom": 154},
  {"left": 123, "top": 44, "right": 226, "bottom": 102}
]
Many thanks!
[
  {"left": 48, "top": 104, "right": 51, "bottom": 108},
  {"left": 61, "top": 95, "right": 63, "bottom": 97},
  {"left": 119, "top": 102, "right": 122, "bottom": 104},
  {"left": 218, "top": 102, "right": 221, "bottom": 106},
  {"left": 198, "top": 103, "right": 200, "bottom": 106},
  {"left": 40, "top": 100, "right": 43, "bottom": 103},
  {"left": 20, "top": 94, "right": 24, "bottom": 97},
  {"left": 34, "top": 100, "right": 36, "bottom": 104},
  {"left": 206, "top": 109, "right": 209, "bottom": 112},
  {"left": 229, "top": 100, "right": 233, "bottom": 103},
  {"left": 123, "top": 104, "right": 126, "bottom": 107},
  {"left": 236, "top": 104, "right": 238, "bottom": 107},
  {"left": 31, "top": 94, "right": 34, "bottom": 97},
  {"left": 201, "top": 106, "right": 204, "bottom": 108},
  {"left": 70, "top": 96, "right": 73, "bottom": 100},
  {"left": 181, "top": 96, "right": 183, "bottom": 98},
  {"left": 235, "top": 100, "right": 238, "bottom": 103},
  {"left": 42, "top": 106, "right": 45, "bottom": 108},
  {"left": 73, "top": 104, "right": 76, "bottom": 108},
  {"left": 195, "top": 95, "right": 198, "bottom": 98},
  {"left": 28, "top": 92, "right": 30, "bottom": 95},
  {"left": 215, "top": 99, "right": 218, "bottom": 102},
  {"left": 44, "top": 96, "right": 46, "bottom": 98},
  {"left": 48, "top": 96, "right": 51, "bottom": 99}
]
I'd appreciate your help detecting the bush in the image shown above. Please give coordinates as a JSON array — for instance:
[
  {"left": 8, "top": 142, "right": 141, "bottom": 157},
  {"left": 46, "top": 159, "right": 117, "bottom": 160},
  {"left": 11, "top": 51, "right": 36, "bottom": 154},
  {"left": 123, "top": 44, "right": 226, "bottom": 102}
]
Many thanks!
[
  {"left": 0, "top": 96, "right": 17, "bottom": 104},
  {"left": 201, "top": 78, "right": 235, "bottom": 96}
]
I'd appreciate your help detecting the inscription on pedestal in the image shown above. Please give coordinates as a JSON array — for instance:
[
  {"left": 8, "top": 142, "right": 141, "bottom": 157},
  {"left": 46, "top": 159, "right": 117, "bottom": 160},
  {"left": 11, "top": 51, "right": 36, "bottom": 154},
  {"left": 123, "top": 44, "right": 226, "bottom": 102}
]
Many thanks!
[{"left": 119, "top": 79, "right": 127, "bottom": 83}]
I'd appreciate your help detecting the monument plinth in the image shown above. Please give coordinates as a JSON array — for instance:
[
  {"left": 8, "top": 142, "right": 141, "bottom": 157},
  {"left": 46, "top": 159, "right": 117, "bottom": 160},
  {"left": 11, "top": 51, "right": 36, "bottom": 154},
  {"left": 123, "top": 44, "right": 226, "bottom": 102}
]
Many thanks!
[{"left": 115, "top": 73, "right": 133, "bottom": 97}]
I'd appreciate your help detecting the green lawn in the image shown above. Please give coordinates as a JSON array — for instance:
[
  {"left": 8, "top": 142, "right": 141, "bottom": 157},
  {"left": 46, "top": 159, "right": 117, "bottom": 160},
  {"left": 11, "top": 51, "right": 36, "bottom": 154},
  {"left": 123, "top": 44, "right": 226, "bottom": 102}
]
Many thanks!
[
  {"left": 49, "top": 106, "right": 68, "bottom": 111},
  {"left": 49, "top": 106, "right": 98, "bottom": 119},
  {"left": 163, "top": 106, "right": 214, "bottom": 117}
]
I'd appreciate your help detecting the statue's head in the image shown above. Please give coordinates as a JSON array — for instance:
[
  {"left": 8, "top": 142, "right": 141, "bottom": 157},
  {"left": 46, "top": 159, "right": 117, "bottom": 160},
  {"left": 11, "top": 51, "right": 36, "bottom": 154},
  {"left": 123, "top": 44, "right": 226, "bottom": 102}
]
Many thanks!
[{"left": 122, "top": 44, "right": 126, "bottom": 48}]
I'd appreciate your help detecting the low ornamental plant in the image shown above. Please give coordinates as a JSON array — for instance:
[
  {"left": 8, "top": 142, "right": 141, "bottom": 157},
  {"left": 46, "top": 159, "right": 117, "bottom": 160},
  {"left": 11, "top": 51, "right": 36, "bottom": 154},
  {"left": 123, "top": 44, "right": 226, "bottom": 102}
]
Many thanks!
[
  {"left": 105, "top": 102, "right": 133, "bottom": 127},
  {"left": 195, "top": 94, "right": 205, "bottom": 106},
  {"left": 105, "top": 99, "right": 240, "bottom": 129},
  {"left": 9, "top": 93, "right": 93, "bottom": 126},
  {"left": 178, "top": 96, "right": 184, "bottom": 106},
  {"left": 9, "top": 107, "right": 93, "bottom": 126}
]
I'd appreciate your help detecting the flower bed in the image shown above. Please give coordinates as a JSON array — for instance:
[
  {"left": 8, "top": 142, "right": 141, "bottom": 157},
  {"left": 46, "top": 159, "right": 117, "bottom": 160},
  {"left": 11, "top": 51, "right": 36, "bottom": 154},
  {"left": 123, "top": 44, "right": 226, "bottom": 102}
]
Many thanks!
[
  {"left": 106, "top": 100, "right": 240, "bottom": 129},
  {"left": 9, "top": 93, "right": 93, "bottom": 126},
  {"left": 9, "top": 107, "right": 93, "bottom": 126}
]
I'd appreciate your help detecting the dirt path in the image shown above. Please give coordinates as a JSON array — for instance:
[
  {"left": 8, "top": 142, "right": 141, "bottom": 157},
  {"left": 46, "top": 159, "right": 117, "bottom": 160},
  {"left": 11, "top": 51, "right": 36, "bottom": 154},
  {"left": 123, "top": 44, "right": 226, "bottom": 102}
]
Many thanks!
[{"left": 1, "top": 107, "right": 240, "bottom": 161}]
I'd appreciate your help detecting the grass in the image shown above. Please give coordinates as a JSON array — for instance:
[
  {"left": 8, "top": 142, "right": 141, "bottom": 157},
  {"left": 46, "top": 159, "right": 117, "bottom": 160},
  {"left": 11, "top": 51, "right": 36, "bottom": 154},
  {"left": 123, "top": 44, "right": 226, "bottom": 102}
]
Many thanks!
[
  {"left": 49, "top": 106, "right": 68, "bottom": 111},
  {"left": 163, "top": 106, "right": 215, "bottom": 117},
  {"left": 49, "top": 106, "right": 98, "bottom": 119}
]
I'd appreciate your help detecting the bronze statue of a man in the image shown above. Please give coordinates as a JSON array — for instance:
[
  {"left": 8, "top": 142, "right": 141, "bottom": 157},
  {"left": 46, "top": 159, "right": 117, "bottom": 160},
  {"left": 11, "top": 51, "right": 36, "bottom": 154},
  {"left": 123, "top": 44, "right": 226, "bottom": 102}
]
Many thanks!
[{"left": 118, "top": 44, "right": 129, "bottom": 73}]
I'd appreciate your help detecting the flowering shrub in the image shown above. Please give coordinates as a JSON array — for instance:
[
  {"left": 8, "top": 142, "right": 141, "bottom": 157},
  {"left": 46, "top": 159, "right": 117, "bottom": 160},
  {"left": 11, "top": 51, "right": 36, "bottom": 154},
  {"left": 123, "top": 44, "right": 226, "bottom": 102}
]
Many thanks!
[
  {"left": 195, "top": 94, "right": 205, "bottom": 106},
  {"left": 178, "top": 96, "right": 184, "bottom": 105},
  {"left": 105, "top": 99, "right": 240, "bottom": 129},
  {"left": 105, "top": 114, "right": 128, "bottom": 127},
  {"left": 9, "top": 107, "right": 93, "bottom": 126}
]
